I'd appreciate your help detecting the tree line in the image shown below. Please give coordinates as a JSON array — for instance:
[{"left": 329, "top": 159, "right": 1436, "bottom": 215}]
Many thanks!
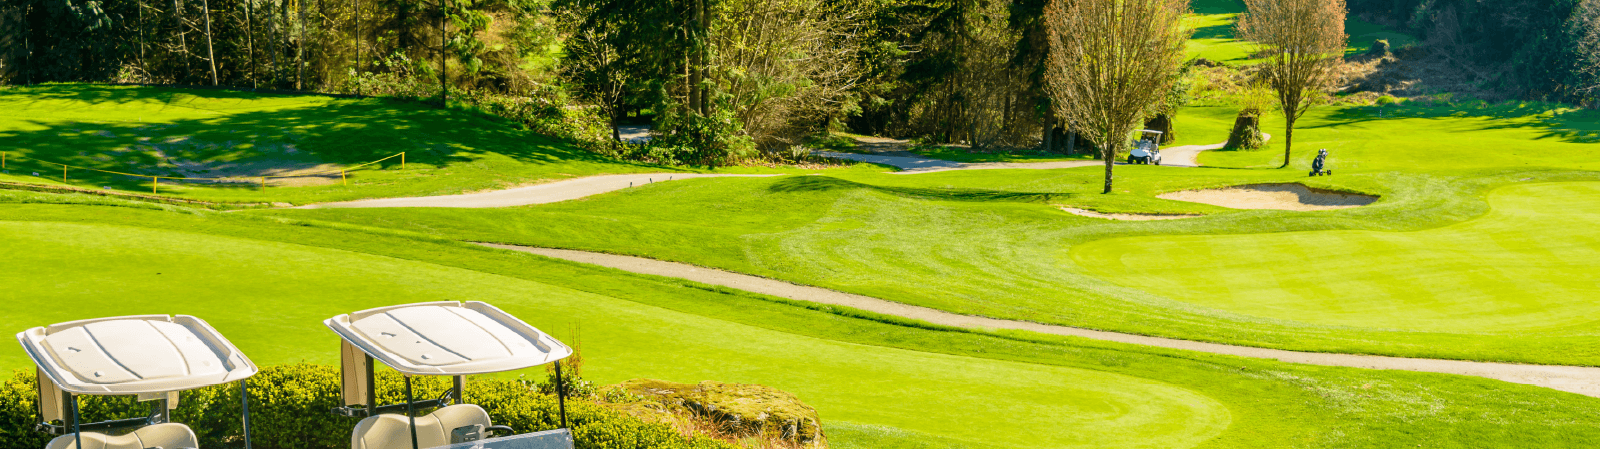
[{"left": 0, "top": 0, "right": 1352, "bottom": 191}]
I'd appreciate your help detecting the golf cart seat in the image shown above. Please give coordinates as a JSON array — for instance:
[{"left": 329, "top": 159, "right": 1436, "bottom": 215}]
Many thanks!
[
  {"left": 44, "top": 423, "right": 198, "bottom": 449},
  {"left": 351, "top": 404, "right": 502, "bottom": 449}
]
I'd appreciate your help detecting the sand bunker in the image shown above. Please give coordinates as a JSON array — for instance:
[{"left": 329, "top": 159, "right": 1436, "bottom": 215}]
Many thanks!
[
  {"left": 1158, "top": 183, "right": 1377, "bottom": 211},
  {"left": 1060, "top": 207, "right": 1200, "bottom": 221}
]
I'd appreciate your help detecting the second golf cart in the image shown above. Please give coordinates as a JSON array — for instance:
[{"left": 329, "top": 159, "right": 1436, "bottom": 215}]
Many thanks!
[
  {"left": 1127, "top": 130, "right": 1164, "bottom": 165},
  {"left": 326, "top": 301, "right": 577, "bottom": 449}
]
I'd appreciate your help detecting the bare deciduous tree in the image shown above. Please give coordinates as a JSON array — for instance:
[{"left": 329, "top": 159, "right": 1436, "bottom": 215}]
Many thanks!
[
  {"left": 1045, "top": 0, "right": 1191, "bottom": 193},
  {"left": 1238, "top": 0, "right": 1346, "bottom": 168},
  {"left": 707, "top": 0, "right": 864, "bottom": 148}
]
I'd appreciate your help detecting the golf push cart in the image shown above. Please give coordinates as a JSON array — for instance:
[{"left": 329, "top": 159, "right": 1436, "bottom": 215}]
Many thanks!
[
  {"left": 1309, "top": 148, "right": 1333, "bottom": 176},
  {"left": 16, "top": 315, "right": 259, "bottom": 449},
  {"left": 1127, "top": 130, "right": 1163, "bottom": 165},
  {"left": 326, "top": 301, "right": 577, "bottom": 449}
]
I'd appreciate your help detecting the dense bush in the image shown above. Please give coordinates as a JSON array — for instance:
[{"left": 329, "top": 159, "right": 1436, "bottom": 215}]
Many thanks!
[{"left": 0, "top": 366, "right": 735, "bottom": 449}]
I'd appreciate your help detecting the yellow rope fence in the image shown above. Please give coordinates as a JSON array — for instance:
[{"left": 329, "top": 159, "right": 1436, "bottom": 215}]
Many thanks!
[{"left": 0, "top": 151, "right": 406, "bottom": 194}]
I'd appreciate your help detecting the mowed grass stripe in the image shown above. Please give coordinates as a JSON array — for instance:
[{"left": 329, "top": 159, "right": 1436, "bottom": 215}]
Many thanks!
[
  {"left": 1074, "top": 182, "right": 1600, "bottom": 333},
  {"left": 0, "top": 219, "right": 1230, "bottom": 449}
]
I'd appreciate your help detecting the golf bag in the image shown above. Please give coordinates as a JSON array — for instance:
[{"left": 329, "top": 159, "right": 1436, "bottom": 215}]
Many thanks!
[{"left": 1310, "top": 149, "right": 1331, "bottom": 176}]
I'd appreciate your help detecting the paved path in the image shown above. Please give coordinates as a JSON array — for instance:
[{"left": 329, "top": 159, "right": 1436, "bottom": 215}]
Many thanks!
[
  {"left": 1159, "top": 142, "right": 1226, "bottom": 167},
  {"left": 480, "top": 243, "right": 1600, "bottom": 398},
  {"left": 816, "top": 150, "right": 1102, "bottom": 173},
  {"left": 296, "top": 174, "right": 777, "bottom": 208},
  {"left": 819, "top": 134, "right": 1271, "bottom": 171}
]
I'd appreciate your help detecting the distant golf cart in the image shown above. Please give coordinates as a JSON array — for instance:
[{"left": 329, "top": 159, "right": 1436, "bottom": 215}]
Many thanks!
[
  {"left": 325, "top": 301, "right": 576, "bottom": 449},
  {"left": 1127, "top": 130, "right": 1163, "bottom": 165},
  {"left": 17, "top": 315, "right": 259, "bottom": 449},
  {"left": 1310, "top": 148, "right": 1333, "bottom": 176}
]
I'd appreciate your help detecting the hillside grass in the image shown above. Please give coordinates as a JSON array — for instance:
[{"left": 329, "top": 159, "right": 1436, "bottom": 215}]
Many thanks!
[
  {"left": 0, "top": 84, "right": 871, "bottom": 205},
  {"left": 6, "top": 198, "right": 1600, "bottom": 447},
  {"left": 1187, "top": 0, "right": 1417, "bottom": 65},
  {"left": 265, "top": 100, "right": 1600, "bottom": 366}
]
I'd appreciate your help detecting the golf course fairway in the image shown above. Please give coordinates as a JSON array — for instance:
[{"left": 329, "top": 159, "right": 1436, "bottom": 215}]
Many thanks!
[
  {"left": 1074, "top": 182, "right": 1600, "bottom": 332},
  {"left": 0, "top": 219, "right": 1231, "bottom": 449}
]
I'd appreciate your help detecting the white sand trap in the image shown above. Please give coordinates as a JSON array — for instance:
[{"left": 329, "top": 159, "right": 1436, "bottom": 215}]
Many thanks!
[
  {"left": 1158, "top": 183, "right": 1377, "bottom": 211},
  {"left": 1059, "top": 206, "right": 1200, "bottom": 221}
]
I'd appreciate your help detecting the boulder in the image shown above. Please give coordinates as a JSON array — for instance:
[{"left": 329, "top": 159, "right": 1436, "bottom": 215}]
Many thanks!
[{"left": 613, "top": 379, "right": 825, "bottom": 445}]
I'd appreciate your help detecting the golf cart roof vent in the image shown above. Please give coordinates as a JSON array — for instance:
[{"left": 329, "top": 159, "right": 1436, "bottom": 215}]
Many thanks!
[
  {"left": 326, "top": 301, "right": 572, "bottom": 376},
  {"left": 16, "top": 315, "right": 258, "bottom": 395}
]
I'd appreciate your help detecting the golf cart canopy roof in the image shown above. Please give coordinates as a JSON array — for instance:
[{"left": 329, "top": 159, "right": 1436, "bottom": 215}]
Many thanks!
[
  {"left": 325, "top": 301, "right": 572, "bottom": 376},
  {"left": 16, "top": 315, "right": 259, "bottom": 395},
  {"left": 1137, "top": 129, "right": 1164, "bottom": 135}
]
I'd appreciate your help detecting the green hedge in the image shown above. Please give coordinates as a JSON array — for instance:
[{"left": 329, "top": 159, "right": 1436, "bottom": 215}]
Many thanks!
[{"left": 0, "top": 365, "right": 735, "bottom": 449}]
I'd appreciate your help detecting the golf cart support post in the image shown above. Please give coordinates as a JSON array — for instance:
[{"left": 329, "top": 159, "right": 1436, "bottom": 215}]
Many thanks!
[
  {"left": 16, "top": 314, "right": 260, "bottom": 449},
  {"left": 325, "top": 301, "right": 576, "bottom": 449}
]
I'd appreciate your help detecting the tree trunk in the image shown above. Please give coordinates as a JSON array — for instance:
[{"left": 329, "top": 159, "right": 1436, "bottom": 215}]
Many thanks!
[
  {"left": 1102, "top": 142, "right": 1116, "bottom": 194},
  {"left": 245, "top": 0, "right": 255, "bottom": 88},
  {"left": 298, "top": 0, "right": 306, "bottom": 90},
  {"left": 1067, "top": 130, "right": 1077, "bottom": 155},
  {"left": 439, "top": 0, "right": 447, "bottom": 103},
  {"left": 353, "top": 0, "right": 359, "bottom": 95},
  {"left": 268, "top": 0, "right": 279, "bottom": 87},
  {"left": 1223, "top": 112, "right": 1263, "bottom": 150},
  {"left": 397, "top": 1, "right": 408, "bottom": 52},
  {"left": 1041, "top": 125, "right": 1053, "bottom": 152},
  {"left": 1281, "top": 118, "right": 1295, "bottom": 168},
  {"left": 139, "top": 0, "right": 147, "bottom": 77},
  {"left": 1143, "top": 113, "right": 1175, "bottom": 144},
  {"left": 689, "top": 0, "right": 704, "bottom": 115},
  {"left": 202, "top": 0, "right": 217, "bottom": 85},
  {"left": 173, "top": 0, "right": 190, "bottom": 81}
]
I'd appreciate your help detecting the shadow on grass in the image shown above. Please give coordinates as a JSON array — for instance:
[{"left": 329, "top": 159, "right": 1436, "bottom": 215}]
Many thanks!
[
  {"left": 1312, "top": 102, "right": 1600, "bottom": 144},
  {"left": 0, "top": 85, "right": 635, "bottom": 191},
  {"left": 768, "top": 175, "right": 1070, "bottom": 203}
]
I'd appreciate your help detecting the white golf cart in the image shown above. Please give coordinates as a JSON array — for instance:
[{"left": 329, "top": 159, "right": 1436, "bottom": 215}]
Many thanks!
[
  {"left": 325, "top": 301, "right": 576, "bottom": 449},
  {"left": 1127, "top": 130, "right": 1164, "bottom": 165},
  {"left": 16, "top": 315, "right": 259, "bottom": 449}
]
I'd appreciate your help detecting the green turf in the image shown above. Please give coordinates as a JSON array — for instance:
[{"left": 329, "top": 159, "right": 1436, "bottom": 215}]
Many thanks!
[
  {"left": 1074, "top": 182, "right": 1600, "bottom": 333},
  {"left": 264, "top": 98, "right": 1600, "bottom": 366},
  {"left": 0, "top": 84, "right": 870, "bottom": 205},
  {"left": 9, "top": 199, "right": 1600, "bottom": 447},
  {"left": 0, "top": 216, "right": 1228, "bottom": 449}
]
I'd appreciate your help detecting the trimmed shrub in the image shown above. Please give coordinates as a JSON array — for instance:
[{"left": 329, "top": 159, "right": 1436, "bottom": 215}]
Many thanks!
[{"left": 0, "top": 366, "right": 736, "bottom": 449}]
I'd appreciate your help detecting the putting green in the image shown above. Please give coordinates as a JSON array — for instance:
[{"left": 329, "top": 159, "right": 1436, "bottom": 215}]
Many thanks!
[
  {"left": 0, "top": 220, "right": 1230, "bottom": 449},
  {"left": 1073, "top": 182, "right": 1600, "bottom": 333}
]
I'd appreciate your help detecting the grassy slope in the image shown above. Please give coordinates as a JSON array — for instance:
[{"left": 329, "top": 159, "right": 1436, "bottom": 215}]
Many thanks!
[
  {"left": 0, "top": 85, "right": 869, "bottom": 205},
  {"left": 267, "top": 101, "right": 1600, "bottom": 366},
  {"left": 1187, "top": 0, "right": 1417, "bottom": 65},
  {"left": 6, "top": 197, "right": 1600, "bottom": 447}
]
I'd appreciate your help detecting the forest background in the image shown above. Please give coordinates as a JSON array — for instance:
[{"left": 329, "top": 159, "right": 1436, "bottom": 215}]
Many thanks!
[{"left": 9, "top": 0, "right": 1600, "bottom": 164}]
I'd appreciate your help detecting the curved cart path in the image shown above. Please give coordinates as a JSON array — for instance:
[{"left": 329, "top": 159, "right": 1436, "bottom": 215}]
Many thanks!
[
  {"left": 479, "top": 243, "right": 1600, "bottom": 398},
  {"left": 817, "top": 136, "right": 1266, "bottom": 172},
  {"left": 295, "top": 173, "right": 778, "bottom": 209}
]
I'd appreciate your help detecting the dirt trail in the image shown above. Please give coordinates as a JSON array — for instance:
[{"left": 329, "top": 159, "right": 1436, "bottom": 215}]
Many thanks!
[
  {"left": 295, "top": 174, "right": 778, "bottom": 209},
  {"left": 480, "top": 243, "right": 1600, "bottom": 398}
]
